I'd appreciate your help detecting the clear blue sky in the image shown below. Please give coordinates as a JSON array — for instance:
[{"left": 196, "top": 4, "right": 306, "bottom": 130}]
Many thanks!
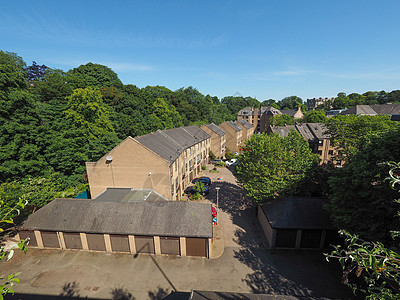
[{"left": 2, "top": 0, "right": 400, "bottom": 101}]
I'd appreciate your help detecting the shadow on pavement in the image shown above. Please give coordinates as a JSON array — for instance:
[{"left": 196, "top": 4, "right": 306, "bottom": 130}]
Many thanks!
[{"left": 206, "top": 178, "right": 356, "bottom": 299}]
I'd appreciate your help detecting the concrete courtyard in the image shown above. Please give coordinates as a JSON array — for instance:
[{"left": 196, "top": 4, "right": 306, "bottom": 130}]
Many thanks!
[{"left": 2, "top": 166, "right": 355, "bottom": 299}]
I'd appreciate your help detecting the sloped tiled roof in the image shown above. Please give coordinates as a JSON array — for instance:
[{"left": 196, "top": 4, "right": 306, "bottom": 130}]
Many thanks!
[
  {"left": 205, "top": 123, "right": 226, "bottom": 137},
  {"left": 225, "top": 121, "right": 242, "bottom": 132},
  {"left": 183, "top": 125, "right": 211, "bottom": 141},
  {"left": 280, "top": 109, "right": 297, "bottom": 117},
  {"left": 162, "top": 127, "right": 199, "bottom": 148},
  {"left": 370, "top": 103, "right": 400, "bottom": 115},
  {"left": 21, "top": 198, "right": 213, "bottom": 237},
  {"left": 136, "top": 131, "right": 182, "bottom": 163},
  {"left": 237, "top": 119, "right": 253, "bottom": 129},
  {"left": 271, "top": 123, "right": 329, "bottom": 141},
  {"left": 270, "top": 125, "right": 295, "bottom": 137}
]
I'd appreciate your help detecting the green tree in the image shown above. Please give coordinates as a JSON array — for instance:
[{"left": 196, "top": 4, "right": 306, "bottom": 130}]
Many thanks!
[
  {"left": 64, "top": 87, "right": 115, "bottom": 139},
  {"left": 326, "top": 161, "right": 400, "bottom": 299},
  {"left": 235, "top": 131, "right": 318, "bottom": 202},
  {"left": 67, "top": 63, "right": 123, "bottom": 89},
  {"left": 267, "top": 114, "right": 294, "bottom": 126},
  {"left": 261, "top": 99, "right": 280, "bottom": 109},
  {"left": 324, "top": 115, "right": 400, "bottom": 162},
  {"left": 277, "top": 96, "right": 303, "bottom": 109},
  {"left": 326, "top": 128, "right": 400, "bottom": 243},
  {"left": 301, "top": 110, "right": 328, "bottom": 123},
  {"left": 148, "top": 97, "right": 183, "bottom": 131}
]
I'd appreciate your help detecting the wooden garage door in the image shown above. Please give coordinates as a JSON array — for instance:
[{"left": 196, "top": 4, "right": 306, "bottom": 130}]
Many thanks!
[
  {"left": 135, "top": 236, "right": 154, "bottom": 254},
  {"left": 186, "top": 237, "right": 206, "bottom": 257},
  {"left": 41, "top": 231, "right": 60, "bottom": 248},
  {"left": 160, "top": 236, "right": 180, "bottom": 255},
  {"left": 19, "top": 230, "right": 37, "bottom": 247},
  {"left": 64, "top": 233, "right": 82, "bottom": 250},
  {"left": 86, "top": 233, "right": 106, "bottom": 251},
  {"left": 110, "top": 234, "right": 130, "bottom": 252}
]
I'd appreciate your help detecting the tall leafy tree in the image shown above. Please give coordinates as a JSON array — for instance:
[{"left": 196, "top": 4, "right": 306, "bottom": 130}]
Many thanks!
[
  {"left": 324, "top": 115, "right": 400, "bottom": 161},
  {"left": 236, "top": 131, "right": 318, "bottom": 202},
  {"left": 67, "top": 63, "right": 123, "bottom": 89},
  {"left": 64, "top": 87, "right": 115, "bottom": 139},
  {"left": 301, "top": 110, "right": 328, "bottom": 123},
  {"left": 277, "top": 96, "right": 303, "bottom": 109},
  {"left": 326, "top": 128, "right": 400, "bottom": 244}
]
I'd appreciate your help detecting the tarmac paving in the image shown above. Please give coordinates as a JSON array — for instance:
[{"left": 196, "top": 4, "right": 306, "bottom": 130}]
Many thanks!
[{"left": 1, "top": 165, "right": 356, "bottom": 300}]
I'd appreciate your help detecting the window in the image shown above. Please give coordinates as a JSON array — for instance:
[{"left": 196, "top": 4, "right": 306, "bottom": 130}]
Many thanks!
[
  {"left": 317, "top": 150, "right": 322, "bottom": 155},
  {"left": 328, "top": 150, "right": 334, "bottom": 155}
]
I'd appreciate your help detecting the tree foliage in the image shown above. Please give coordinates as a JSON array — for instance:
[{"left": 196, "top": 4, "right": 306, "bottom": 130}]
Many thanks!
[
  {"left": 326, "top": 128, "right": 400, "bottom": 243},
  {"left": 235, "top": 131, "right": 318, "bottom": 202},
  {"left": 301, "top": 110, "right": 328, "bottom": 123},
  {"left": 326, "top": 161, "right": 400, "bottom": 299},
  {"left": 324, "top": 115, "right": 400, "bottom": 162},
  {"left": 267, "top": 114, "right": 294, "bottom": 126}
]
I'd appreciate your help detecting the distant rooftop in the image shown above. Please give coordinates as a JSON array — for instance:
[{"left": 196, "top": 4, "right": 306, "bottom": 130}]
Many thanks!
[{"left": 237, "top": 119, "right": 253, "bottom": 129}]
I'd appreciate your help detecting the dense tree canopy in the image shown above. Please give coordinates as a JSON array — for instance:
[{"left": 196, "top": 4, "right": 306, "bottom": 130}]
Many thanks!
[
  {"left": 326, "top": 128, "right": 400, "bottom": 244},
  {"left": 301, "top": 110, "right": 328, "bottom": 123},
  {"left": 236, "top": 131, "right": 318, "bottom": 202},
  {"left": 324, "top": 115, "right": 400, "bottom": 161}
]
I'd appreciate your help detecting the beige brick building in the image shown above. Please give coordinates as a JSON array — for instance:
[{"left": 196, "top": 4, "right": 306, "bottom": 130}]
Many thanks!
[
  {"left": 237, "top": 106, "right": 282, "bottom": 133},
  {"left": 219, "top": 121, "right": 243, "bottom": 152},
  {"left": 269, "top": 123, "right": 343, "bottom": 167},
  {"left": 86, "top": 125, "right": 211, "bottom": 200},
  {"left": 237, "top": 119, "right": 254, "bottom": 141},
  {"left": 201, "top": 123, "right": 226, "bottom": 159}
]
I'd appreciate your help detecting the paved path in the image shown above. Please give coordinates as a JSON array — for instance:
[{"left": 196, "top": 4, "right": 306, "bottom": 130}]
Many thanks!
[{"left": 2, "top": 166, "right": 355, "bottom": 299}]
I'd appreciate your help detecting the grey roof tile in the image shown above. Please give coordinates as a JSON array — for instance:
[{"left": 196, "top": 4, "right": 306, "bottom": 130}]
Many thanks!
[
  {"left": 183, "top": 125, "right": 211, "bottom": 141},
  {"left": 205, "top": 123, "right": 226, "bottom": 137},
  {"left": 95, "top": 188, "right": 168, "bottom": 202},
  {"left": 260, "top": 197, "right": 335, "bottom": 229},
  {"left": 237, "top": 119, "right": 253, "bottom": 129},
  {"left": 21, "top": 199, "right": 213, "bottom": 237},
  {"left": 136, "top": 131, "right": 183, "bottom": 164},
  {"left": 226, "top": 121, "right": 242, "bottom": 132}
]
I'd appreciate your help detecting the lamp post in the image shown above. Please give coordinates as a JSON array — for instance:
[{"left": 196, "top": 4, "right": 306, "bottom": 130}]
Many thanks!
[{"left": 215, "top": 187, "right": 220, "bottom": 218}]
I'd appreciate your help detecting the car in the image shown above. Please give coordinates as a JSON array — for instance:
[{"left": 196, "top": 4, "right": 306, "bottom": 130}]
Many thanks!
[
  {"left": 192, "top": 176, "right": 212, "bottom": 186},
  {"left": 185, "top": 185, "right": 209, "bottom": 196},
  {"left": 225, "top": 159, "right": 237, "bottom": 166},
  {"left": 210, "top": 159, "right": 223, "bottom": 164}
]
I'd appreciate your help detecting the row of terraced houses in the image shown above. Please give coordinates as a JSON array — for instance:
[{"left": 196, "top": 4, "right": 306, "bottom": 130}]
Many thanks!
[{"left": 87, "top": 120, "right": 254, "bottom": 201}]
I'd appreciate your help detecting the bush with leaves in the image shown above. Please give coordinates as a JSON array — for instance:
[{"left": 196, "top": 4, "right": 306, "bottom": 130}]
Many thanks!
[
  {"left": 326, "top": 162, "right": 400, "bottom": 299},
  {"left": 0, "top": 196, "right": 28, "bottom": 298}
]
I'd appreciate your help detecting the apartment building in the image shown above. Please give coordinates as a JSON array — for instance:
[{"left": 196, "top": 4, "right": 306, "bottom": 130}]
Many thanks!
[
  {"left": 237, "top": 119, "right": 255, "bottom": 141},
  {"left": 219, "top": 121, "right": 243, "bottom": 152},
  {"left": 269, "top": 123, "right": 343, "bottom": 166},
  {"left": 307, "top": 97, "right": 335, "bottom": 110},
  {"left": 237, "top": 106, "right": 281, "bottom": 133},
  {"left": 86, "top": 125, "right": 211, "bottom": 200},
  {"left": 201, "top": 123, "right": 226, "bottom": 159}
]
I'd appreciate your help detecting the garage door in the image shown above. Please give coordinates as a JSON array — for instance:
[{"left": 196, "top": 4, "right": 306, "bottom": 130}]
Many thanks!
[
  {"left": 19, "top": 230, "right": 37, "bottom": 247},
  {"left": 86, "top": 233, "right": 106, "bottom": 251},
  {"left": 186, "top": 238, "right": 207, "bottom": 257},
  {"left": 41, "top": 231, "right": 60, "bottom": 248},
  {"left": 110, "top": 234, "right": 130, "bottom": 252},
  {"left": 160, "top": 236, "right": 180, "bottom": 255},
  {"left": 275, "top": 229, "right": 297, "bottom": 248},
  {"left": 64, "top": 233, "right": 82, "bottom": 250},
  {"left": 300, "top": 229, "right": 321, "bottom": 249},
  {"left": 135, "top": 236, "right": 154, "bottom": 254}
]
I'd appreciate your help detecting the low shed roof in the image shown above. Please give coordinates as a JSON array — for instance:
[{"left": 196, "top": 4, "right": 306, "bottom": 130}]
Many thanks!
[
  {"left": 95, "top": 188, "right": 168, "bottom": 202},
  {"left": 21, "top": 199, "right": 212, "bottom": 238},
  {"left": 260, "top": 197, "right": 335, "bottom": 229}
]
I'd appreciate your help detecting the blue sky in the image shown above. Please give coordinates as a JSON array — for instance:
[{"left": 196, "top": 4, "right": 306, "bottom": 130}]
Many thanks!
[{"left": 2, "top": 0, "right": 400, "bottom": 101}]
